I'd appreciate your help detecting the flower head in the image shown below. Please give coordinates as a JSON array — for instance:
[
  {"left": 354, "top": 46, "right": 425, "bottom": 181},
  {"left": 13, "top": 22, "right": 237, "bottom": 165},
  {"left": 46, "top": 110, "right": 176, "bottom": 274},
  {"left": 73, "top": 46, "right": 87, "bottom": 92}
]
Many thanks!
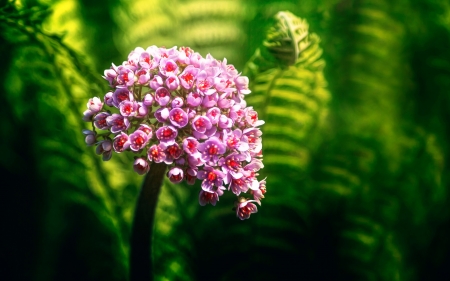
[{"left": 82, "top": 46, "right": 266, "bottom": 219}]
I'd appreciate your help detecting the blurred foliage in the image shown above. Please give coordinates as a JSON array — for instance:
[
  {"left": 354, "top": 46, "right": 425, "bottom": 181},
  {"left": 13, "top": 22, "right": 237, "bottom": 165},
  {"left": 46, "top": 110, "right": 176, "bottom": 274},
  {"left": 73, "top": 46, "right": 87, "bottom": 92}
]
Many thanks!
[{"left": 2, "top": 0, "right": 450, "bottom": 280}]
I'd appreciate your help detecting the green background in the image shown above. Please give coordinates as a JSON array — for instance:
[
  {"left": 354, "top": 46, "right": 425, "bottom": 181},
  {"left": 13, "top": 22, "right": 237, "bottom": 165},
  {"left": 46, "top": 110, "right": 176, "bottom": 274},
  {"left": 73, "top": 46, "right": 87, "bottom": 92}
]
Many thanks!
[{"left": 2, "top": 0, "right": 450, "bottom": 280}]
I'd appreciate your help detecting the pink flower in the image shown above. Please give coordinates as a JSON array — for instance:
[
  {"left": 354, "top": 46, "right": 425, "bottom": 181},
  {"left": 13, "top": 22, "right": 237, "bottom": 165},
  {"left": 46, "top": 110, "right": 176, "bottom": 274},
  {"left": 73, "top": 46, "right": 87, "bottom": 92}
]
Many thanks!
[
  {"left": 83, "top": 45, "right": 266, "bottom": 219},
  {"left": 167, "top": 167, "right": 184, "bottom": 183},
  {"left": 129, "top": 130, "right": 149, "bottom": 151},
  {"left": 198, "top": 137, "right": 226, "bottom": 164},
  {"left": 179, "top": 66, "right": 198, "bottom": 89},
  {"left": 117, "top": 66, "right": 135, "bottom": 87},
  {"left": 119, "top": 101, "right": 138, "bottom": 117},
  {"left": 161, "top": 143, "right": 182, "bottom": 164},
  {"left": 134, "top": 158, "right": 150, "bottom": 175},
  {"left": 155, "top": 87, "right": 171, "bottom": 106},
  {"left": 234, "top": 76, "right": 251, "bottom": 95},
  {"left": 104, "top": 92, "right": 114, "bottom": 106},
  {"left": 165, "top": 73, "right": 179, "bottom": 90},
  {"left": 147, "top": 144, "right": 166, "bottom": 163},
  {"left": 113, "top": 132, "right": 130, "bottom": 152},
  {"left": 156, "top": 125, "right": 177, "bottom": 145},
  {"left": 186, "top": 92, "right": 203, "bottom": 107},
  {"left": 159, "top": 58, "right": 179, "bottom": 76},
  {"left": 223, "top": 129, "right": 249, "bottom": 152},
  {"left": 199, "top": 189, "right": 223, "bottom": 206},
  {"left": 139, "top": 52, "right": 153, "bottom": 68},
  {"left": 149, "top": 75, "right": 163, "bottom": 90},
  {"left": 143, "top": 93, "right": 154, "bottom": 106},
  {"left": 182, "top": 137, "right": 199, "bottom": 155},
  {"left": 251, "top": 178, "right": 266, "bottom": 201},
  {"left": 106, "top": 114, "right": 130, "bottom": 133},
  {"left": 136, "top": 68, "right": 151, "bottom": 85},
  {"left": 235, "top": 198, "right": 259, "bottom": 220},
  {"left": 192, "top": 116, "right": 212, "bottom": 133},
  {"left": 196, "top": 70, "right": 215, "bottom": 95},
  {"left": 138, "top": 124, "right": 153, "bottom": 138},
  {"left": 103, "top": 67, "right": 117, "bottom": 86},
  {"left": 87, "top": 97, "right": 103, "bottom": 113},
  {"left": 229, "top": 177, "right": 250, "bottom": 195},
  {"left": 197, "top": 166, "right": 225, "bottom": 192},
  {"left": 94, "top": 112, "right": 111, "bottom": 130},
  {"left": 112, "top": 88, "right": 133, "bottom": 107},
  {"left": 206, "top": 107, "right": 221, "bottom": 124},
  {"left": 135, "top": 102, "right": 148, "bottom": 118},
  {"left": 245, "top": 107, "right": 265, "bottom": 127},
  {"left": 168, "top": 108, "right": 188, "bottom": 128},
  {"left": 219, "top": 153, "right": 245, "bottom": 179},
  {"left": 171, "top": 97, "right": 184, "bottom": 108},
  {"left": 153, "top": 107, "right": 169, "bottom": 123}
]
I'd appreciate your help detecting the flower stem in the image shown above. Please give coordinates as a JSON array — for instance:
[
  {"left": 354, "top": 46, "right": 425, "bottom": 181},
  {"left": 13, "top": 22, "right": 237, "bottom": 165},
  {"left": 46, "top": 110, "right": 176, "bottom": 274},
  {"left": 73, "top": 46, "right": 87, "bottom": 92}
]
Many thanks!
[{"left": 130, "top": 162, "right": 167, "bottom": 281}]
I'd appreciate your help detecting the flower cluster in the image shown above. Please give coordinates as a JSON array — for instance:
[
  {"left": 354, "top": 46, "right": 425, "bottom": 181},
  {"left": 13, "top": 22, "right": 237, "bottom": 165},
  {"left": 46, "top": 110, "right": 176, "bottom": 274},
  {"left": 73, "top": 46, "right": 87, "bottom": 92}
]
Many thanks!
[{"left": 82, "top": 46, "right": 266, "bottom": 220}]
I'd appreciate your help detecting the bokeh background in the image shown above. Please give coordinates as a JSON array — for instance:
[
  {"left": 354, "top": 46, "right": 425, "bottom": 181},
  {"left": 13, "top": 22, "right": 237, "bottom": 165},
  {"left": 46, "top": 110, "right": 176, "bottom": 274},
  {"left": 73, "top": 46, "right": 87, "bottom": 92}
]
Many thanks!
[{"left": 2, "top": 0, "right": 450, "bottom": 280}]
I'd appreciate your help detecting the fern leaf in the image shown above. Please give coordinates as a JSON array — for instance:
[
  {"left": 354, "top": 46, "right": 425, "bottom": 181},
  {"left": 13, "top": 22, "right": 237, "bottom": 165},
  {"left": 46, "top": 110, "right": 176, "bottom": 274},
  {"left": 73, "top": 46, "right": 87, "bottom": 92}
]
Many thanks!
[
  {"left": 245, "top": 12, "right": 329, "bottom": 193},
  {"left": 113, "top": 0, "right": 251, "bottom": 68}
]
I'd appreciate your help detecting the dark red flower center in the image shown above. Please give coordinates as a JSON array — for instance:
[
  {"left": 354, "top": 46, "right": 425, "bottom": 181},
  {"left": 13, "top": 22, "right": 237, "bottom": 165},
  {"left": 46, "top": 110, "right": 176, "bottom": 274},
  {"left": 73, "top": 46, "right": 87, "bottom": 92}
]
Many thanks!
[
  {"left": 208, "top": 145, "right": 218, "bottom": 155},
  {"left": 195, "top": 118, "right": 204, "bottom": 127},
  {"left": 207, "top": 172, "right": 217, "bottom": 181},
  {"left": 233, "top": 178, "right": 244, "bottom": 187},
  {"left": 227, "top": 137, "right": 238, "bottom": 147},
  {"left": 198, "top": 80, "right": 210, "bottom": 91},
  {"left": 151, "top": 149, "right": 160, "bottom": 157},
  {"left": 135, "top": 136, "right": 144, "bottom": 145},
  {"left": 166, "top": 145, "right": 180, "bottom": 157},
  {"left": 165, "top": 63, "right": 176, "bottom": 72},
  {"left": 171, "top": 174, "right": 182, "bottom": 182},
  {"left": 172, "top": 111, "right": 184, "bottom": 122},
  {"left": 124, "top": 105, "right": 132, "bottom": 114},
  {"left": 182, "top": 73, "right": 194, "bottom": 84},
  {"left": 227, "top": 159, "right": 240, "bottom": 170},
  {"left": 162, "top": 128, "right": 173, "bottom": 138},
  {"left": 118, "top": 92, "right": 128, "bottom": 102},
  {"left": 115, "top": 119, "right": 124, "bottom": 126},
  {"left": 201, "top": 191, "right": 214, "bottom": 202}
]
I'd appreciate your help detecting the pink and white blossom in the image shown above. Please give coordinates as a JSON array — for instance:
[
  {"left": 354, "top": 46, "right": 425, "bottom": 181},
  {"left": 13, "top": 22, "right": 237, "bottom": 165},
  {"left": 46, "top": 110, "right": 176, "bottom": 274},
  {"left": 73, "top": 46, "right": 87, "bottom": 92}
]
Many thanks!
[
  {"left": 167, "top": 167, "right": 184, "bottom": 183},
  {"left": 129, "top": 130, "right": 149, "bottom": 151},
  {"left": 235, "top": 198, "right": 259, "bottom": 220},
  {"left": 87, "top": 97, "right": 103, "bottom": 113},
  {"left": 84, "top": 45, "right": 266, "bottom": 219}
]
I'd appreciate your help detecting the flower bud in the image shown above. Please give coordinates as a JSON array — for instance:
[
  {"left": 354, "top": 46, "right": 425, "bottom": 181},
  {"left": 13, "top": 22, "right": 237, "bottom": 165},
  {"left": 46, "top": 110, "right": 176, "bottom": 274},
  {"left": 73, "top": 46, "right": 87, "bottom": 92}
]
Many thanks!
[{"left": 133, "top": 158, "right": 150, "bottom": 175}]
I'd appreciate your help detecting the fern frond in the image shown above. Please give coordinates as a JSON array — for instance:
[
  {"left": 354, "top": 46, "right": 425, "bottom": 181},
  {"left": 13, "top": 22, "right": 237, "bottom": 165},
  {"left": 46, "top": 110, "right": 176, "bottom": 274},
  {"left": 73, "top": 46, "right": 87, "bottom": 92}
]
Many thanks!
[
  {"left": 2, "top": 2, "right": 130, "bottom": 279},
  {"left": 113, "top": 0, "right": 251, "bottom": 67},
  {"left": 244, "top": 12, "right": 329, "bottom": 196}
]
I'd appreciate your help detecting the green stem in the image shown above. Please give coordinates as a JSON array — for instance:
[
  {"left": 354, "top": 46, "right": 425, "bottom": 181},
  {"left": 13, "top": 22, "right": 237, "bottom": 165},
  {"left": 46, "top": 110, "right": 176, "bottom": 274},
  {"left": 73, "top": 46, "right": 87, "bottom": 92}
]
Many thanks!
[{"left": 129, "top": 162, "right": 167, "bottom": 281}]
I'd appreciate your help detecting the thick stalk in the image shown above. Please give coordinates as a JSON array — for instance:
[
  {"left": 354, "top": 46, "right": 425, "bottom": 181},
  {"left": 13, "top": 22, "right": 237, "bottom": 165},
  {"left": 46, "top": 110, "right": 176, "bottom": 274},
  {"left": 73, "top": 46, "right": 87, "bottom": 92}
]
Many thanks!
[{"left": 130, "top": 162, "right": 167, "bottom": 281}]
